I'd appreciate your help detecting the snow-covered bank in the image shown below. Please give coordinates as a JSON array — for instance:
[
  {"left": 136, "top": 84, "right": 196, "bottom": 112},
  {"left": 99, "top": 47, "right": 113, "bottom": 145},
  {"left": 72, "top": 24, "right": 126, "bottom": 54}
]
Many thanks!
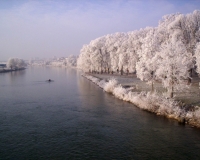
[{"left": 83, "top": 74, "right": 200, "bottom": 128}]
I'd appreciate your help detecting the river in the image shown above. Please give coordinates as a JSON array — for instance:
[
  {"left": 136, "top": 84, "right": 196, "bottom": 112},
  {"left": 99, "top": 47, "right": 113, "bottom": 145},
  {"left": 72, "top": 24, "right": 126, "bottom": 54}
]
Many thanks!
[{"left": 0, "top": 66, "right": 200, "bottom": 159}]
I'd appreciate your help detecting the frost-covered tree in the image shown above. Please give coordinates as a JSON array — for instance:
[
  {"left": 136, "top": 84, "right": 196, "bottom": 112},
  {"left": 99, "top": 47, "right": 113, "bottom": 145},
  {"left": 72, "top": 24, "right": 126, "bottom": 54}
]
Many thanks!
[
  {"left": 90, "top": 38, "right": 104, "bottom": 72},
  {"left": 105, "top": 35, "right": 119, "bottom": 72},
  {"left": 7, "top": 58, "right": 27, "bottom": 69},
  {"left": 136, "top": 27, "right": 159, "bottom": 91},
  {"left": 125, "top": 31, "right": 140, "bottom": 73},
  {"left": 110, "top": 50, "right": 119, "bottom": 72},
  {"left": 77, "top": 10, "right": 200, "bottom": 96},
  {"left": 160, "top": 11, "right": 200, "bottom": 81},
  {"left": 77, "top": 45, "right": 92, "bottom": 72},
  {"left": 110, "top": 33, "right": 128, "bottom": 72},
  {"left": 195, "top": 43, "right": 200, "bottom": 75},
  {"left": 65, "top": 55, "right": 77, "bottom": 67},
  {"left": 156, "top": 41, "right": 191, "bottom": 98}
]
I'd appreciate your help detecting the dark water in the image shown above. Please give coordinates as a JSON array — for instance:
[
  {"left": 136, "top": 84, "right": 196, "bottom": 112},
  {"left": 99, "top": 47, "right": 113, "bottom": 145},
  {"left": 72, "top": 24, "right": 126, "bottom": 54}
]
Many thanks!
[{"left": 0, "top": 67, "right": 200, "bottom": 160}]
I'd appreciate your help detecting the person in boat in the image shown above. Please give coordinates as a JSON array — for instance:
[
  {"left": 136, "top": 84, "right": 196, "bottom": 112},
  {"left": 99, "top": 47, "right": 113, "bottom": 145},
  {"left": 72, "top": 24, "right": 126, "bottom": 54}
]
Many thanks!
[{"left": 46, "top": 79, "right": 54, "bottom": 82}]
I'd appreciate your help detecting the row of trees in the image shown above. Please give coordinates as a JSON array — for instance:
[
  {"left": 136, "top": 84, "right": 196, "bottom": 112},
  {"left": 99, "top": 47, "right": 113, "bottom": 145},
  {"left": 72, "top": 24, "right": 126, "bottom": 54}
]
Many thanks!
[
  {"left": 77, "top": 10, "right": 200, "bottom": 98},
  {"left": 29, "top": 55, "right": 78, "bottom": 67},
  {"left": 64, "top": 55, "right": 77, "bottom": 67}
]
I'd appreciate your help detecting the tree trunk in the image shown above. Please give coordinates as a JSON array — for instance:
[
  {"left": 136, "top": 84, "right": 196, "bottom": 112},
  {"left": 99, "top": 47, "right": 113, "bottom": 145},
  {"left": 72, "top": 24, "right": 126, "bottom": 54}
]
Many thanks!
[
  {"left": 121, "top": 66, "right": 123, "bottom": 75},
  {"left": 151, "top": 71, "right": 154, "bottom": 92},
  {"left": 187, "top": 68, "right": 192, "bottom": 84},
  {"left": 187, "top": 77, "right": 192, "bottom": 84},
  {"left": 151, "top": 81, "right": 154, "bottom": 92},
  {"left": 170, "top": 65, "right": 174, "bottom": 98},
  {"left": 170, "top": 84, "right": 174, "bottom": 98}
]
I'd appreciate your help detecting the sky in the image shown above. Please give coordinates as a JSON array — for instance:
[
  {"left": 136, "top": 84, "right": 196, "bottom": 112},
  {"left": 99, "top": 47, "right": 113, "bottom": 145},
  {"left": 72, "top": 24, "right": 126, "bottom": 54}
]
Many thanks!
[{"left": 0, "top": 0, "right": 200, "bottom": 60}]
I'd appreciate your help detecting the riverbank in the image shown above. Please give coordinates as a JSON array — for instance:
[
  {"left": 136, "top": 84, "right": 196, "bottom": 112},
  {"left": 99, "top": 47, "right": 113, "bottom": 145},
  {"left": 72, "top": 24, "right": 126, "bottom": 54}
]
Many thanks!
[{"left": 83, "top": 73, "right": 200, "bottom": 128}]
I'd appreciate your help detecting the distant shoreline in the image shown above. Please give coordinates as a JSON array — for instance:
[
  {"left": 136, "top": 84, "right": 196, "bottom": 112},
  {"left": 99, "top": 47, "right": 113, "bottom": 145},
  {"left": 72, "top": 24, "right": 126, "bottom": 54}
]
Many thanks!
[{"left": 0, "top": 67, "right": 26, "bottom": 73}]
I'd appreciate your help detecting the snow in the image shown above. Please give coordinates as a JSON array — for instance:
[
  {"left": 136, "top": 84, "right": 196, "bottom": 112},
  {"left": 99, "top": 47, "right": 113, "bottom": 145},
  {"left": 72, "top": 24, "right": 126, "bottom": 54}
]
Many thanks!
[
  {"left": 77, "top": 10, "right": 200, "bottom": 98},
  {"left": 83, "top": 73, "right": 200, "bottom": 128},
  {"left": 104, "top": 78, "right": 118, "bottom": 93},
  {"left": 29, "top": 55, "right": 78, "bottom": 67},
  {"left": 7, "top": 58, "right": 27, "bottom": 69}
]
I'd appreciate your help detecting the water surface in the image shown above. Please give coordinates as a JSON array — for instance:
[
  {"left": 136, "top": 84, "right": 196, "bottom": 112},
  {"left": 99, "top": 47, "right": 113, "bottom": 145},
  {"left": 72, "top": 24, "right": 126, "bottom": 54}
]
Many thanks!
[{"left": 0, "top": 67, "right": 200, "bottom": 159}]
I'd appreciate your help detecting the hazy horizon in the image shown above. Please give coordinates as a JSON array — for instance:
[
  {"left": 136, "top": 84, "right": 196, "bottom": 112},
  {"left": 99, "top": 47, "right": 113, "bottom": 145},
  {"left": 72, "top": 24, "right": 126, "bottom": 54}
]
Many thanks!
[{"left": 1, "top": 0, "right": 200, "bottom": 61}]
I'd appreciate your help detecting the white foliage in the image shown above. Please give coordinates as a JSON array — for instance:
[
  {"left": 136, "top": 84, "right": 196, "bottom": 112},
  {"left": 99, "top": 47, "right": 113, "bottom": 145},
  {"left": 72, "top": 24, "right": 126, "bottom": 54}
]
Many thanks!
[
  {"left": 113, "top": 85, "right": 127, "bottom": 99},
  {"left": 79, "top": 10, "right": 200, "bottom": 99},
  {"left": 65, "top": 55, "right": 77, "bottom": 67},
  {"left": 113, "top": 85, "right": 126, "bottom": 99},
  {"left": 83, "top": 75, "right": 106, "bottom": 88},
  {"left": 103, "top": 78, "right": 118, "bottom": 93},
  {"left": 155, "top": 41, "right": 192, "bottom": 96},
  {"left": 7, "top": 58, "right": 27, "bottom": 69},
  {"left": 50, "top": 61, "right": 63, "bottom": 67},
  {"left": 78, "top": 10, "right": 200, "bottom": 80},
  {"left": 98, "top": 80, "right": 106, "bottom": 88},
  {"left": 29, "top": 55, "right": 77, "bottom": 67},
  {"left": 186, "top": 107, "right": 200, "bottom": 124},
  {"left": 84, "top": 75, "right": 193, "bottom": 123},
  {"left": 195, "top": 43, "right": 200, "bottom": 75},
  {"left": 136, "top": 27, "right": 158, "bottom": 83}
]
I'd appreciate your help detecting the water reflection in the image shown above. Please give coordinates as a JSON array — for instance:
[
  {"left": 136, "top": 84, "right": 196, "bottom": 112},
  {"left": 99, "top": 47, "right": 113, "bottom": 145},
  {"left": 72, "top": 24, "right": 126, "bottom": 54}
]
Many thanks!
[
  {"left": 5, "top": 70, "right": 26, "bottom": 85},
  {"left": 0, "top": 67, "right": 200, "bottom": 159}
]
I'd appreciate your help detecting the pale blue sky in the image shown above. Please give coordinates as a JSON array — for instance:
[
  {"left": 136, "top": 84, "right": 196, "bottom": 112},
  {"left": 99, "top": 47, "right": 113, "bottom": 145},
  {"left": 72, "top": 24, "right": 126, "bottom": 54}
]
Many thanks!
[{"left": 0, "top": 0, "right": 200, "bottom": 60}]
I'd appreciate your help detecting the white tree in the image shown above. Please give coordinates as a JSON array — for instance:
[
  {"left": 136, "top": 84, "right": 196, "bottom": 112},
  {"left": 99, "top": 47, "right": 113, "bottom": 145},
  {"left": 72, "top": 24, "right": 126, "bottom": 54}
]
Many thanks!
[
  {"left": 195, "top": 42, "right": 200, "bottom": 75},
  {"left": 110, "top": 50, "right": 119, "bottom": 72},
  {"left": 136, "top": 27, "right": 159, "bottom": 91},
  {"left": 195, "top": 43, "right": 200, "bottom": 88},
  {"left": 77, "top": 10, "right": 200, "bottom": 95},
  {"left": 155, "top": 40, "right": 191, "bottom": 98},
  {"left": 66, "top": 55, "right": 77, "bottom": 67},
  {"left": 7, "top": 58, "right": 27, "bottom": 69},
  {"left": 90, "top": 48, "right": 102, "bottom": 72},
  {"left": 125, "top": 31, "right": 140, "bottom": 73},
  {"left": 77, "top": 45, "right": 92, "bottom": 72},
  {"left": 165, "top": 11, "right": 200, "bottom": 81}
]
